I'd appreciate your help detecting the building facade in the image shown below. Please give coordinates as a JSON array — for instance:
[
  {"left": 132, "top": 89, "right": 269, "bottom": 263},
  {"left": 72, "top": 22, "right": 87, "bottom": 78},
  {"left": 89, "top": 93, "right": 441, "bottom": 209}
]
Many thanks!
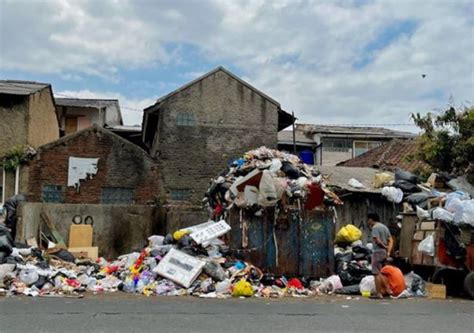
[
  {"left": 26, "top": 126, "right": 159, "bottom": 205},
  {"left": 0, "top": 80, "right": 59, "bottom": 204},
  {"left": 55, "top": 98, "right": 123, "bottom": 136},
  {"left": 142, "top": 66, "right": 293, "bottom": 205},
  {"left": 278, "top": 124, "right": 416, "bottom": 166}
]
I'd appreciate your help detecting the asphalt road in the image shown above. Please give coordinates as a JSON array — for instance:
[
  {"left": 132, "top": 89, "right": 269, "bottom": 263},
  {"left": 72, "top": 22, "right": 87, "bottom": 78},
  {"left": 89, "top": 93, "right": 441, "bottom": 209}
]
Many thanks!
[{"left": 0, "top": 294, "right": 473, "bottom": 333}]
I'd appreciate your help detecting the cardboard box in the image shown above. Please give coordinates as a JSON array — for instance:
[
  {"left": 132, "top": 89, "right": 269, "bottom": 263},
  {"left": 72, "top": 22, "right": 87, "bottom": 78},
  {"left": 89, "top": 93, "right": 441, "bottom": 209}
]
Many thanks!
[
  {"left": 420, "top": 222, "right": 436, "bottom": 231},
  {"left": 69, "top": 225, "right": 93, "bottom": 248},
  {"left": 68, "top": 246, "right": 98, "bottom": 261},
  {"left": 426, "top": 282, "right": 446, "bottom": 299}
]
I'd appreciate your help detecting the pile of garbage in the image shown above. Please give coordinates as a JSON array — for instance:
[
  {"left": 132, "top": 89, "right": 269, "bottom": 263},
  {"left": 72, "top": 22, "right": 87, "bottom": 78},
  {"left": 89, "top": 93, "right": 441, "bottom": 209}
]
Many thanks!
[
  {"left": 378, "top": 168, "right": 474, "bottom": 225},
  {"left": 312, "top": 223, "right": 426, "bottom": 298},
  {"left": 204, "top": 146, "right": 342, "bottom": 218},
  {"left": 0, "top": 221, "right": 317, "bottom": 298}
]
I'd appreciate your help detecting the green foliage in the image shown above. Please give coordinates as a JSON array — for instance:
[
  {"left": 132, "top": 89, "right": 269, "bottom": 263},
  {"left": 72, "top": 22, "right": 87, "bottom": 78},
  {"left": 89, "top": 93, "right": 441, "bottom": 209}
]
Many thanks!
[
  {"left": 411, "top": 106, "right": 474, "bottom": 180},
  {"left": 0, "top": 145, "right": 36, "bottom": 172}
]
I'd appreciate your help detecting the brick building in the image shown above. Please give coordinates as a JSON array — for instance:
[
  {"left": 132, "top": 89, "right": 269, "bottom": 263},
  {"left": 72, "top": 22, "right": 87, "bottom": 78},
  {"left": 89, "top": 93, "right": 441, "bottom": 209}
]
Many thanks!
[
  {"left": 142, "top": 66, "right": 294, "bottom": 206},
  {"left": 26, "top": 125, "right": 159, "bottom": 204},
  {"left": 0, "top": 80, "right": 59, "bottom": 204}
]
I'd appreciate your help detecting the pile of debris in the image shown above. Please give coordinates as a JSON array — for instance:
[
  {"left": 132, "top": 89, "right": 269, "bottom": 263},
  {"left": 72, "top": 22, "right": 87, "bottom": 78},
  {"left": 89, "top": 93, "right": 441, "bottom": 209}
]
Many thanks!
[
  {"left": 378, "top": 168, "right": 474, "bottom": 225},
  {"left": 313, "top": 223, "right": 426, "bottom": 298},
  {"left": 0, "top": 221, "right": 316, "bottom": 298},
  {"left": 204, "top": 146, "right": 342, "bottom": 218}
]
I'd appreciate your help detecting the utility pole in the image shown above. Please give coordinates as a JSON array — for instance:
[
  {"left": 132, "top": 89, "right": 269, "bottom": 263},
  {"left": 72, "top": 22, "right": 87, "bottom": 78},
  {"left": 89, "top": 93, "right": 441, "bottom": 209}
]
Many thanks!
[{"left": 292, "top": 111, "right": 296, "bottom": 155}]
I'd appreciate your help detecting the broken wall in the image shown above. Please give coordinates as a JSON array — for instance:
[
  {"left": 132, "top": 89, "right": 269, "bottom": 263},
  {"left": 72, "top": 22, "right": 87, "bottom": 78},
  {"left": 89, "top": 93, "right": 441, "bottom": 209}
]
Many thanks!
[{"left": 26, "top": 127, "right": 159, "bottom": 204}]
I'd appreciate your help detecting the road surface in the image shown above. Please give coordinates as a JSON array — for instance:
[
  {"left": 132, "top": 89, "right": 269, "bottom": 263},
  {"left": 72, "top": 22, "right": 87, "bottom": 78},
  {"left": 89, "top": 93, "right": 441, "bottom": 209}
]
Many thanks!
[{"left": 0, "top": 294, "right": 473, "bottom": 332}]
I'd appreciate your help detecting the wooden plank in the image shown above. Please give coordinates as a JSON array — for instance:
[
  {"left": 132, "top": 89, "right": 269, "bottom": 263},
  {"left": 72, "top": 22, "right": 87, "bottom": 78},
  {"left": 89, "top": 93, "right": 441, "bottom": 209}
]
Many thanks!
[
  {"left": 40, "top": 212, "right": 66, "bottom": 248},
  {"left": 420, "top": 222, "right": 436, "bottom": 231},
  {"left": 400, "top": 213, "right": 417, "bottom": 258},
  {"left": 68, "top": 246, "right": 99, "bottom": 261}
]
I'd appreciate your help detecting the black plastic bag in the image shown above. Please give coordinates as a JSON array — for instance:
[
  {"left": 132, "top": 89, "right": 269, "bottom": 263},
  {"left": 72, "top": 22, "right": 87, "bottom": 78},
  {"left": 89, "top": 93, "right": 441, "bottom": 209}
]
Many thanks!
[
  {"left": 395, "top": 169, "right": 419, "bottom": 184},
  {"left": 281, "top": 161, "right": 302, "bottom": 179},
  {"left": 394, "top": 180, "right": 420, "bottom": 193}
]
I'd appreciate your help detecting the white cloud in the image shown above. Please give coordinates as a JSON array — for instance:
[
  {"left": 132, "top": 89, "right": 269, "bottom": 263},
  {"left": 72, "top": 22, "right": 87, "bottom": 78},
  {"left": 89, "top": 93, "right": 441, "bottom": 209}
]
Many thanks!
[
  {"left": 1, "top": 0, "right": 472, "bottom": 128},
  {"left": 56, "top": 90, "right": 155, "bottom": 126}
]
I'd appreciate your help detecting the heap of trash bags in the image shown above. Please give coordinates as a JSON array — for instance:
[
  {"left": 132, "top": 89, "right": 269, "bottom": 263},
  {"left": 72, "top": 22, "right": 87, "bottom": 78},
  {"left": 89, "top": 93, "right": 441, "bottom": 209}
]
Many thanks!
[
  {"left": 204, "top": 146, "right": 342, "bottom": 218},
  {"left": 0, "top": 221, "right": 318, "bottom": 298},
  {"left": 311, "top": 223, "right": 426, "bottom": 298},
  {"left": 378, "top": 168, "right": 474, "bottom": 226}
]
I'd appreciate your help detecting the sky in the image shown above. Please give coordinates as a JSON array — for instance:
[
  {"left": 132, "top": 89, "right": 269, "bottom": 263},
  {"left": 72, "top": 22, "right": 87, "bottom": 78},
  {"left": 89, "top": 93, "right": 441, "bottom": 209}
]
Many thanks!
[{"left": 0, "top": 0, "right": 472, "bottom": 130}]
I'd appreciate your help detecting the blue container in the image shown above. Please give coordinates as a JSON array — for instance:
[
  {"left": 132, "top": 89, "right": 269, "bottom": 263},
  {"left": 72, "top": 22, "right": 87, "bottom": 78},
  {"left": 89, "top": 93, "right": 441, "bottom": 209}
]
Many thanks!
[
  {"left": 299, "top": 150, "right": 314, "bottom": 165},
  {"left": 228, "top": 208, "right": 334, "bottom": 278}
]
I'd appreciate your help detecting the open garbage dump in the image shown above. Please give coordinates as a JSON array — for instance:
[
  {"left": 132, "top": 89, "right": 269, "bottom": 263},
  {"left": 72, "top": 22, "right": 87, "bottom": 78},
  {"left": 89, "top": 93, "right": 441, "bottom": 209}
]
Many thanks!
[
  {"left": 0, "top": 220, "right": 322, "bottom": 298},
  {"left": 204, "top": 146, "right": 342, "bottom": 219}
]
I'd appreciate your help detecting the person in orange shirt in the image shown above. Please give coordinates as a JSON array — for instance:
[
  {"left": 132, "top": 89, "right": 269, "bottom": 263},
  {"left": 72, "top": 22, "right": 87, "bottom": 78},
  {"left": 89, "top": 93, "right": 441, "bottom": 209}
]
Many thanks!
[{"left": 378, "top": 265, "right": 406, "bottom": 297}]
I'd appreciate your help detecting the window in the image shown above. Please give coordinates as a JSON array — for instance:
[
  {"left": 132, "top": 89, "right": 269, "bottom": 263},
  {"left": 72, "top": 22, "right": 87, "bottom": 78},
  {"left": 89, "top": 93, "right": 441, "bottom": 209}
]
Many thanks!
[
  {"left": 353, "top": 141, "right": 383, "bottom": 157},
  {"left": 101, "top": 187, "right": 134, "bottom": 204},
  {"left": 321, "top": 138, "right": 352, "bottom": 152},
  {"left": 170, "top": 189, "right": 191, "bottom": 201},
  {"left": 176, "top": 113, "right": 195, "bottom": 126},
  {"left": 42, "top": 185, "right": 64, "bottom": 203}
]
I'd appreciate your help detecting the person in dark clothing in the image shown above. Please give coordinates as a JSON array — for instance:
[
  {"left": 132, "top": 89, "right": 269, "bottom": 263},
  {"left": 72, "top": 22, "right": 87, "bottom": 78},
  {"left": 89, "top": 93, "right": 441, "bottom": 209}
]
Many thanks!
[
  {"left": 367, "top": 212, "right": 392, "bottom": 299},
  {"left": 2, "top": 194, "right": 25, "bottom": 241}
]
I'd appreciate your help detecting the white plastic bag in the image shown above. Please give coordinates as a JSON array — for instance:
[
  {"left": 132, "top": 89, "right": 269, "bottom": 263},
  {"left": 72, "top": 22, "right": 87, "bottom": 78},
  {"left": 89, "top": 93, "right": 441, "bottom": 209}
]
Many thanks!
[
  {"left": 148, "top": 235, "right": 164, "bottom": 247},
  {"left": 269, "top": 158, "right": 282, "bottom": 174},
  {"left": 454, "top": 199, "right": 474, "bottom": 226},
  {"left": 382, "top": 186, "right": 404, "bottom": 203},
  {"left": 445, "top": 198, "right": 463, "bottom": 214},
  {"left": 348, "top": 178, "right": 366, "bottom": 189},
  {"left": 416, "top": 206, "right": 430, "bottom": 221},
  {"left": 359, "top": 275, "right": 376, "bottom": 294},
  {"left": 19, "top": 267, "right": 39, "bottom": 286},
  {"left": 418, "top": 233, "right": 435, "bottom": 256},
  {"left": 433, "top": 207, "right": 454, "bottom": 222}
]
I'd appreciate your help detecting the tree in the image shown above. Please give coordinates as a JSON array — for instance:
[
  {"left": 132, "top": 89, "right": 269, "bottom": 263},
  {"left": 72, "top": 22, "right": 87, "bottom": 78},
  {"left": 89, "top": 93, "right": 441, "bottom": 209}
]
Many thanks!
[{"left": 411, "top": 106, "right": 474, "bottom": 183}]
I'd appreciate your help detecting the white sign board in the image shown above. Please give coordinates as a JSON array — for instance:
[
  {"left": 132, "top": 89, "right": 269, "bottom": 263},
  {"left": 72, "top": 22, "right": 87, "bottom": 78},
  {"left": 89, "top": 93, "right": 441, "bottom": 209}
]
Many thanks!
[
  {"left": 190, "top": 220, "right": 231, "bottom": 246},
  {"left": 153, "top": 248, "right": 205, "bottom": 288}
]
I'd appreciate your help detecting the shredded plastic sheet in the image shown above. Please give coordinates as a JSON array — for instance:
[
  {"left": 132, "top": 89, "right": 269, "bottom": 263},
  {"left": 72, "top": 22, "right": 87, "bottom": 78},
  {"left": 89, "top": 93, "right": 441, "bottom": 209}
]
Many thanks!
[{"left": 67, "top": 157, "right": 99, "bottom": 188}]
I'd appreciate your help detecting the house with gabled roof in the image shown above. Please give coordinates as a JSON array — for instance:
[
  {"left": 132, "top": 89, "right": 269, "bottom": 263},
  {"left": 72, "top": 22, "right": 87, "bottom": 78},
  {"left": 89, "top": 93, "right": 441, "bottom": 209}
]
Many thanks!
[
  {"left": 0, "top": 80, "right": 59, "bottom": 204},
  {"left": 142, "top": 66, "right": 294, "bottom": 208}
]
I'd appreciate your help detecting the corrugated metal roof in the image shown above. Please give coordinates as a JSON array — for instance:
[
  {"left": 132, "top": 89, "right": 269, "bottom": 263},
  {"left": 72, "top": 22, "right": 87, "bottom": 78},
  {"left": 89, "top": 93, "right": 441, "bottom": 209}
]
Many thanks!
[
  {"left": 0, "top": 80, "right": 50, "bottom": 95},
  {"left": 317, "top": 166, "right": 391, "bottom": 194},
  {"left": 298, "top": 123, "right": 416, "bottom": 138},
  {"left": 278, "top": 130, "right": 314, "bottom": 145},
  {"left": 338, "top": 139, "right": 430, "bottom": 173},
  {"left": 55, "top": 98, "right": 119, "bottom": 109}
]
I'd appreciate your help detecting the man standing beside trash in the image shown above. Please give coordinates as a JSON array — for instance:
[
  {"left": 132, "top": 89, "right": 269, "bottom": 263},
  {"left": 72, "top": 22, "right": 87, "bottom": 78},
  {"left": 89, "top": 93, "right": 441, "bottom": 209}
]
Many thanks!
[{"left": 367, "top": 213, "right": 393, "bottom": 299}]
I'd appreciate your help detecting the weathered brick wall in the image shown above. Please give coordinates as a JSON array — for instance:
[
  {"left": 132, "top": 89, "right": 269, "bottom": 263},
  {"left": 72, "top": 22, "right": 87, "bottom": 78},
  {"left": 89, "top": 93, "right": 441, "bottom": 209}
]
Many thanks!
[
  {"left": 152, "top": 70, "right": 280, "bottom": 205},
  {"left": 26, "top": 127, "right": 159, "bottom": 204}
]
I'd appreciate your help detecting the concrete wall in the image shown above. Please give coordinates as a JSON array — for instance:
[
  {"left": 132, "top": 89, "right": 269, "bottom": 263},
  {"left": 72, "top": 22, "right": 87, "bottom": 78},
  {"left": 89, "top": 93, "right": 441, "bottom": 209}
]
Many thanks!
[
  {"left": 26, "top": 88, "right": 60, "bottom": 149},
  {"left": 0, "top": 95, "right": 28, "bottom": 157},
  {"left": 151, "top": 69, "right": 280, "bottom": 205},
  {"left": 16, "top": 203, "right": 164, "bottom": 259},
  {"left": 26, "top": 127, "right": 160, "bottom": 204},
  {"left": 165, "top": 208, "right": 210, "bottom": 233}
]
